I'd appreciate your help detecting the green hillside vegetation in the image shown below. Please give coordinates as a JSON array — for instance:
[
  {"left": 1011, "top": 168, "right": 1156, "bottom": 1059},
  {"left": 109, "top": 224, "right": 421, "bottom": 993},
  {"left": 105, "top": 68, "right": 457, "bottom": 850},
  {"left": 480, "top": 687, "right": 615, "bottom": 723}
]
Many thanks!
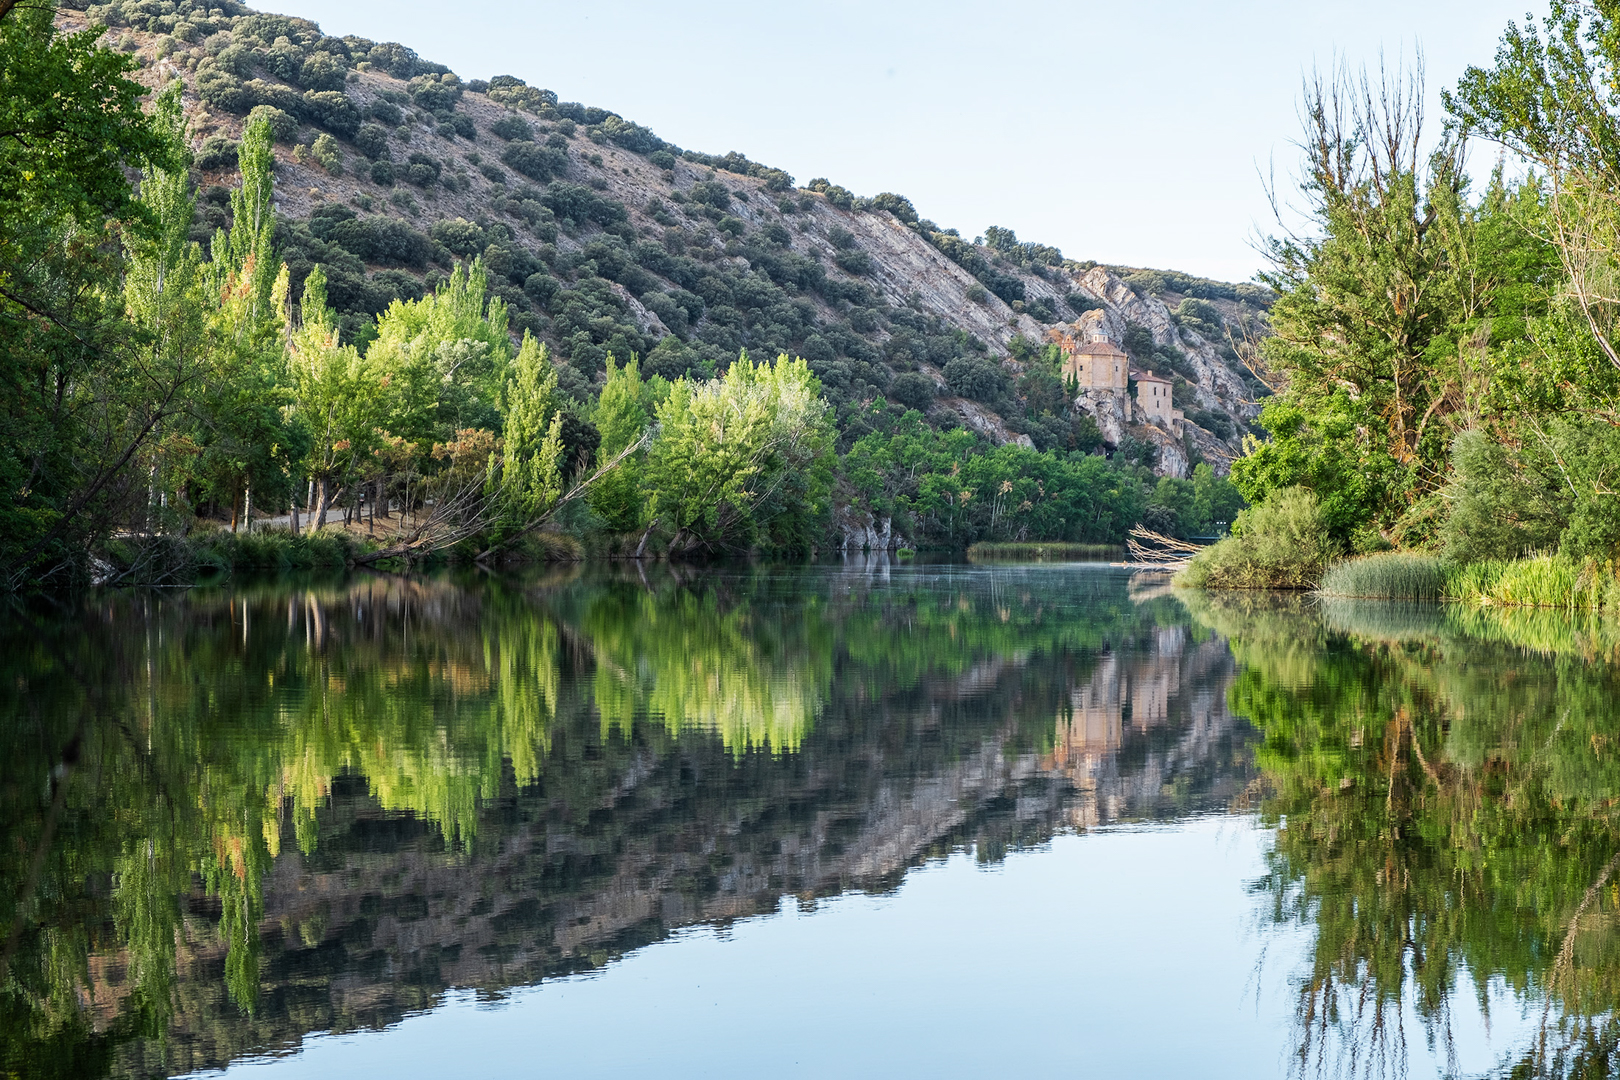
[
  {"left": 1176, "top": 9, "right": 1620, "bottom": 606},
  {"left": 0, "top": 0, "right": 1255, "bottom": 587}
]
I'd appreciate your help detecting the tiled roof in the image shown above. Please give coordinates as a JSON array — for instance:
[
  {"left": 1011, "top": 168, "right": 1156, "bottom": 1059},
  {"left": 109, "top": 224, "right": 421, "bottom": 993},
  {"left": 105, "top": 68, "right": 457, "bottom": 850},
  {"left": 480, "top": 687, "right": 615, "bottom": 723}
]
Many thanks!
[{"left": 1074, "top": 341, "right": 1127, "bottom": 358}]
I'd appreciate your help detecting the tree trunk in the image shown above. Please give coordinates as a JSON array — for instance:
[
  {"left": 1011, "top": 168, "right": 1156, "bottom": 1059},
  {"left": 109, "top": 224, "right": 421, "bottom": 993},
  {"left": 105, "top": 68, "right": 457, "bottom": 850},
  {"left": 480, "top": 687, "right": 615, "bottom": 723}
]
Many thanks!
[
  {"left": 313, "top": 475, "right": 332, "bottom": 530},
  {"left": 243, "top": 483, "right": 253, "bottom": 534},
  {"left": 634, "top": 518, "right": 658, "bottom": 560},
  {"left": 230, "top": 486, "right": 240, "bottom": 533}
]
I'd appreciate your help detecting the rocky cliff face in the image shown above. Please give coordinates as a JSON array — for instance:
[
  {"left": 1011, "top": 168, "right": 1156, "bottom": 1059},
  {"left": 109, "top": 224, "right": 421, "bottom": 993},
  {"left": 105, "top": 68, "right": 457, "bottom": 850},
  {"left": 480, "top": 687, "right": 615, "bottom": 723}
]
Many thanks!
[{"left": 65, "top": 3, "right": 1269, "bottom": 477}]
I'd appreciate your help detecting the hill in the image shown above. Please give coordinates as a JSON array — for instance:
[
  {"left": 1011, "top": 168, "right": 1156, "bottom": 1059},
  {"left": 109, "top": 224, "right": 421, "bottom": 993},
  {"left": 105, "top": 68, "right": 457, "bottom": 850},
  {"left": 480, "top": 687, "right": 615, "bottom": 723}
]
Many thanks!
[{"left": 61, "top": 0, "right": 1269, "bottom": 479}]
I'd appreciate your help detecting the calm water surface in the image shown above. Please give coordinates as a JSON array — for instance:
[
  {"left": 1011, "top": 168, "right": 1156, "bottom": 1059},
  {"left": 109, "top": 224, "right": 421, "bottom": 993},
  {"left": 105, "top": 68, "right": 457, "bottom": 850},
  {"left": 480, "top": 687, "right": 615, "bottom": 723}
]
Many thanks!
[{"left": 3, "top": 563, "right": 1618, "bottom": 1078}]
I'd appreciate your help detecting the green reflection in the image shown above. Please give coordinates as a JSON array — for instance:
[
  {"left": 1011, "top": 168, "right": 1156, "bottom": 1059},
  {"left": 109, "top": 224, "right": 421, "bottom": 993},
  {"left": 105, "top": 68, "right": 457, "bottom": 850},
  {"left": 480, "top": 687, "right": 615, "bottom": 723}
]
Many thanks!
[
  {"left": 1, "top": 566, "right": 1210, "bottom": 1078},
  {"left": 1184, "top": 591, "right": 1620, "bottom": 1079}
]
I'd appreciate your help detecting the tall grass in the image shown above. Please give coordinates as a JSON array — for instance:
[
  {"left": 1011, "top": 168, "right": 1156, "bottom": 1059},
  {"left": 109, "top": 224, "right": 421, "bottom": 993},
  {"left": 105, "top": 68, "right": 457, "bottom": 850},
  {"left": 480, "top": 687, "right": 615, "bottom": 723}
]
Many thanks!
[
  {"left": 196, "top": 529, "right": 361, "bottom": 572},
  {"left": 966, "top": 541, "right": 1123, "bottom": 562},
  {"left": 1318, "top": 553, "right": 1447, "bottom": 601},
  {"left": 1441, "top": 553, "right": 1620, "bottom": 610}
]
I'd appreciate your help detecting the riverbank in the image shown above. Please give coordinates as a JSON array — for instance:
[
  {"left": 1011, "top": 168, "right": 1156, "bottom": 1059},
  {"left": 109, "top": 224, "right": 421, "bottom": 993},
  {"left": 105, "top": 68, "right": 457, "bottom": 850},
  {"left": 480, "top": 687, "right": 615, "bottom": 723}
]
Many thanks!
[{"left": 966, "top": 542, "right": 1124, "bottom": 562}]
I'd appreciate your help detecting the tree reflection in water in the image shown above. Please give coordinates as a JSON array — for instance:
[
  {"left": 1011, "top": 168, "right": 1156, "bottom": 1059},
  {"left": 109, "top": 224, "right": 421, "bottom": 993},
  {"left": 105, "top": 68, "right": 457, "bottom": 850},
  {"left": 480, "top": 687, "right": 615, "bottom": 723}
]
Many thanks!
[
  {"left": 0, "top": 564, "right": 1252, "bottom": 1079},
  {"left": 1184, "top": 592, "right": 1620, "bottom": 1080}
]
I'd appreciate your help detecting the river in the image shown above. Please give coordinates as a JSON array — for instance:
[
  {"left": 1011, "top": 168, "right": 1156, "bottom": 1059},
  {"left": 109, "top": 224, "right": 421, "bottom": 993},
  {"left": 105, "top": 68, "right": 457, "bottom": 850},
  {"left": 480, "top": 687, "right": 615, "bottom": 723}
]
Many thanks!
[{"left": 2, "top": 562, "right": 1615, "bottom": 1078}]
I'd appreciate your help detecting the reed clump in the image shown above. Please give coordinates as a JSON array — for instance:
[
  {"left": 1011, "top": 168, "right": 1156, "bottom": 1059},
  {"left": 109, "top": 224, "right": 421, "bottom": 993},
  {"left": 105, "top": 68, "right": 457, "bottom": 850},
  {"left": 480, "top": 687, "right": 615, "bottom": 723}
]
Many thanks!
[
  {"left": 1440, "top": 553, "right": 1620, "bottom": 610},
  {"left": 1318, "top": 552, "right": 1447, "bottom": 601}
]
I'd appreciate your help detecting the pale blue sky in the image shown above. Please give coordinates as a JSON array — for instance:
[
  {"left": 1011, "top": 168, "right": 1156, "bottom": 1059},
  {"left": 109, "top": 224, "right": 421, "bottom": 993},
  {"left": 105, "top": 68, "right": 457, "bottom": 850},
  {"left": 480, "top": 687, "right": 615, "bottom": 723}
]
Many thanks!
[{"left": 275, "top": 0, "right": 1535, "bottom": 283}]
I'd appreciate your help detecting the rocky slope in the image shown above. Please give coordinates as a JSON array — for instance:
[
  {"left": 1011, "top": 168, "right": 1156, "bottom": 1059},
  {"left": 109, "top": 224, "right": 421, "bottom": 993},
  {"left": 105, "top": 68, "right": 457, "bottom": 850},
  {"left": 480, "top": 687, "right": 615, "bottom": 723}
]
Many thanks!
[{"left": 63, "top": 0, "right": 1271, "bottom": 476}]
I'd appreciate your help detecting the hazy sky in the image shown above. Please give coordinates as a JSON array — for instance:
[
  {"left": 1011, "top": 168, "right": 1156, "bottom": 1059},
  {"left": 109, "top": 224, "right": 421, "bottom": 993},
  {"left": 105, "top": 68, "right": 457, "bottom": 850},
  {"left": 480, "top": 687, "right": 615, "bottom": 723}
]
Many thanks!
[{"left": 273, "top": 0, "right": 1535, "bottom": 283}]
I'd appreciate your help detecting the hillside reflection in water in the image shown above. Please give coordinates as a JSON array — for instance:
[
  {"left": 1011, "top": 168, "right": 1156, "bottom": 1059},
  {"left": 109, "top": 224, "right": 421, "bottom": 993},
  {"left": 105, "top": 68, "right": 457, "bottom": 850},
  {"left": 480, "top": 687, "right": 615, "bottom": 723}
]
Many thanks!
[{"left": 7, "top": 564, "right": 1620, "bottom": 1078}]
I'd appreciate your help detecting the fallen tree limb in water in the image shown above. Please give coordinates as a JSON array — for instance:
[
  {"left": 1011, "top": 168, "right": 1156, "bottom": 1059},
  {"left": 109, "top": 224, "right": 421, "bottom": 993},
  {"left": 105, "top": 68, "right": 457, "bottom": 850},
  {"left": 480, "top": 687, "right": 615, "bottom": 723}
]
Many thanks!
[{"left": 1125, "top": 526, "right": 1202, "bottom": 569}]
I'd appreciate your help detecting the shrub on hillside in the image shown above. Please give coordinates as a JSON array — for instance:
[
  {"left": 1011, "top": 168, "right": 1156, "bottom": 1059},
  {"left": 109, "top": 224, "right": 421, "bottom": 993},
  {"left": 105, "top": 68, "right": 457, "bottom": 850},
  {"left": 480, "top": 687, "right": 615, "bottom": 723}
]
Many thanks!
[
  {"left": 1175, "top": 487, "right": 1339, "bottom": 589},
  {"left": 311, "top": 132, "right": 342, "bottom": 174},
  {"left": 886, "top": 372, "right": 936, "bottom": 411},
  {"left": 429, "top": 218, "right": 488, "bottom": 258},
  {"left": 490, "top": 115, "right": 533, "bottom": 141},
  {"left": 194, "top": 136, "right": 239, "bottom": 171},
  {"left": 501, "top": 140, "right": 567, "bottom": 182},
  {"left": 353, "top": 122, "right": 390, "bottom": 160},
  {"left": 943, "top": 357, "right": 1005, "bottom": 403},
  {"left": 366, "top": 99, "right": 403, "bottom": 126},
  {"left": 247, "top": 104, "right": 298, "bottom": 144}
]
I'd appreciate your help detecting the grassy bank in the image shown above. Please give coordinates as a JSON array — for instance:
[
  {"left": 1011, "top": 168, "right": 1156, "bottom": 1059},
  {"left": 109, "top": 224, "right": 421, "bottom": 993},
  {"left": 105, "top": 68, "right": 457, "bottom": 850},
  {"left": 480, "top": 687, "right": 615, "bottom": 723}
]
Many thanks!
[
  {"left": 100, "top": 529, "right": 367, "bottom": 585},
  {"left": 1319, "top": 551, "right": 1620, "bottom": 611},
  {"left": 966, "top": 542, "right": 1124, "bottom": 562}
]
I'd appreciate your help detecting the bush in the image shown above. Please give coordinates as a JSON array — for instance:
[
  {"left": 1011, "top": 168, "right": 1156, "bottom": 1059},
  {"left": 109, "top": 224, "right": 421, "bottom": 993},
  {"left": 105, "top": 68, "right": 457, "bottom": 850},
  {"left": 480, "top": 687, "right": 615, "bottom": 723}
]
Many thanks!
[
  {"left": 886, "top": 372, "right": 936, "bottom": 411},
  {"left": 300, "top": 90, "right": 361, "bottom": 138},
  {"left": 311, "top": 132, "right": 342, "bottom": 173},
  {"left": 247, "top": 104, "right": 298, "bottom": 145},
  {"left": 501, "top": 140, "right": 567, "bottom": 181},
  {"left": 366, "top": 99, "right": 403, "bottom": 126},
  {"left": 1176, "top": 487, "right": 1339, "bottom": 589},
  {"left": 943, "top": 357, "right": 1004, "bottom": 403},
  {"left": 489, "top": 114, "right": 533, "bottom": 141},
  {"left": 1318, "top": 552, "right": 1446, "bottom": 600},
  {"left": 370, "top": 159, "right": 395, "bottom": 186},
  {"left": 353, "top": 122, "right": 390, "bottom": 160},
  {"left": 299, "top": 52, "right": 348, "bottom": 93},
  {"left": 1175, "top": 296, "right": 1223, "bottom": 338},
  {"left": 429, "top": 218, "right": 488, "bottom": 258},
  {"left": 1440, "top": 430, "right": 1565, "bottom": 563},
  {"left": 194, "top": 136, "right": 239, "bottom": 171},
  {"left": 326, "top": 216, "right": 433, "bottom": 267}
]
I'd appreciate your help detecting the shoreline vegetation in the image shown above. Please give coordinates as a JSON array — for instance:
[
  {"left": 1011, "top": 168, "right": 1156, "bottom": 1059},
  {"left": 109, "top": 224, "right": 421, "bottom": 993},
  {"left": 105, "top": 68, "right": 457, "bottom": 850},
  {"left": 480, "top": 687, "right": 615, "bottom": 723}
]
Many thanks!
[
  {"left": 1175, "top": 8, "right": 1620, "bottom": 624},
  {"left": 3, "top": 3, "right": 1256, "bottom": 592},
  {"left": 965, "top": 541, "right": 1123, "bottom": 561}
]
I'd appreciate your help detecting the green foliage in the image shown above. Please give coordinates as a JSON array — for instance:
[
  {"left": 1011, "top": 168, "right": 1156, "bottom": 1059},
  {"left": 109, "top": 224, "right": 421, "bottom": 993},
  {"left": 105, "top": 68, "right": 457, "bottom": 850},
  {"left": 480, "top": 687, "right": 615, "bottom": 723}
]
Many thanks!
[
  {"left": 1229, "top": 395, "right": 1397, "bottom": 546},
  {"left": 497, "top": 334, "right": 565, "bottom": 524},
  {"left": 1176, "top": 486, "right": 1339, "bottom": 589},
  {"left": 588, "top": 355, "right": 649, "bottom": 532},
  {"left": 1318, "top": 552, "right": 1447, "bottom": 600},
  {"left": 942, "top": 356, "right": 1005, "bottom": 402},
  {"left": 246, "top": 104, "right": 298, "bottom": 144},
  {"left": 842, "top": 412, "right": 1148, "bottom": 548},
  {"left": 501, "top": 139, "right": 567, "bottom": 182},
  {"left": 1142, "top": 463, "right": 1246, "bottom": 539},
  {"left": 310, "top": 132, "right": 341, "bottom": 173},
  {"left": 643, "top": 354, "right": 834, "bottom": 553}
]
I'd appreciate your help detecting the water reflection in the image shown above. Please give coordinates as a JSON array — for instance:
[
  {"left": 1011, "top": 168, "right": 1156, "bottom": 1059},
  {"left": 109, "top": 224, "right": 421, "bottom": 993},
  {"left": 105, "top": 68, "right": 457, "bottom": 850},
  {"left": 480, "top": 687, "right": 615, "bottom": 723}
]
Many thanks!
[
  {"left": 1183, "top": 591, "right": 1620, "bottom": 1080},
  {"left": 0, "top": 565, "right": 1251, "bottom": 1079}
]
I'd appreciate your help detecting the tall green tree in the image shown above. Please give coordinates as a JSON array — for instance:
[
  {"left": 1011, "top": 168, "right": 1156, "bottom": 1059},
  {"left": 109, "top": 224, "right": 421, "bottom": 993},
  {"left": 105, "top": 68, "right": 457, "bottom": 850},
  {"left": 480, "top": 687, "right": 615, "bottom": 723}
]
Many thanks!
[
  {"left": 0, "top": 5, "right": 182, "bottom": 585},
  {"left": 1236, "top": 62, "right": 1554, "bottom": 547},
  {"left": 644, "top": 353, "right": 833, "bottom": 553},
  {"left": 588, "top": 354, "right": 649, "bottom": 532}
]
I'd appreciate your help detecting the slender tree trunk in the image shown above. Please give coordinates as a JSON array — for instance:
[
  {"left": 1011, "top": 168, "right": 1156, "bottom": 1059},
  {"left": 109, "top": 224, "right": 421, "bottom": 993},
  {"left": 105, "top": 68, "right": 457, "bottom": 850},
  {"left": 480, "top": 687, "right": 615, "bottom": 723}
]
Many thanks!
[
  {"left": 314, "top": 475, "right": 331, "bottom": 530},
  {"left": 244, "top": 483, "right": 253, "bottom": 534},
  {"left": 230, "top": 486, "right": 240, "bottom": 533},
  {"left": 634, "top": 517, "right": 659, "bottom": 560}
]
